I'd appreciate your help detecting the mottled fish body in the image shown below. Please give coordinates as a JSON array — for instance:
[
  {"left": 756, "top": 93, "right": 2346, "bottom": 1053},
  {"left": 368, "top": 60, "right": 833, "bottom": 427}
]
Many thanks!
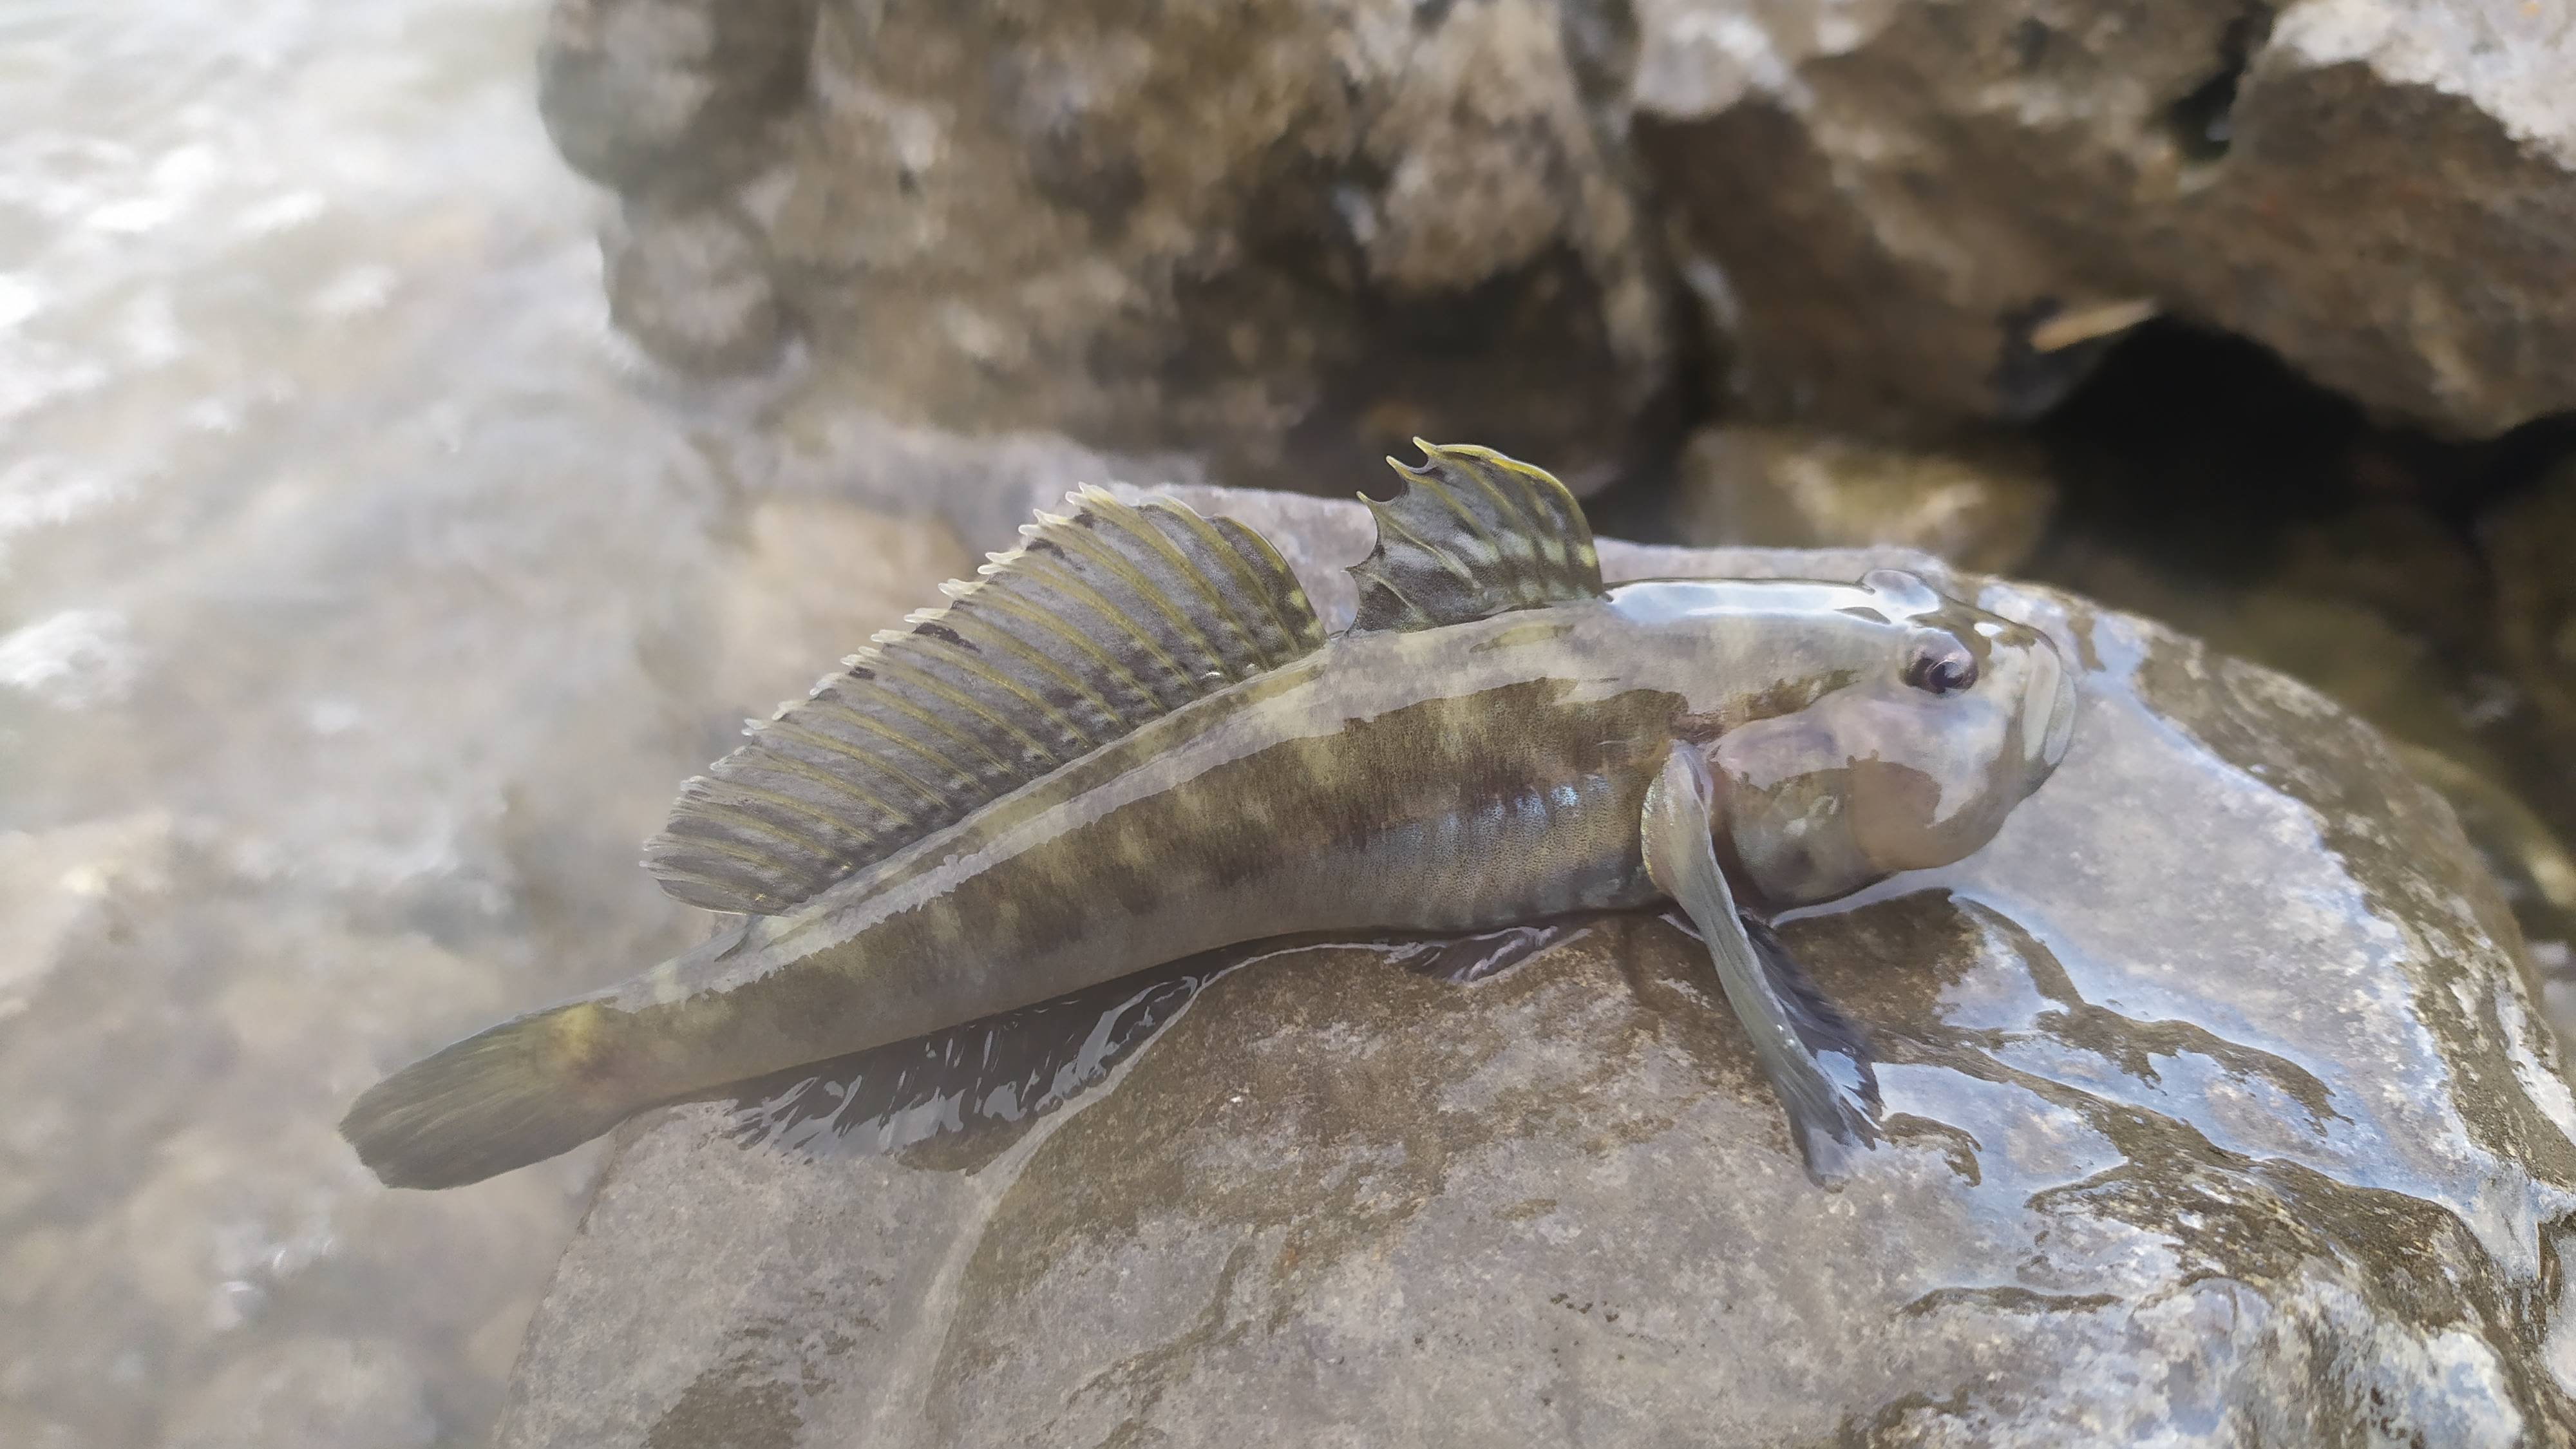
[{"left": 345, "top": 446, "right": 2075, "bottom": 1188}]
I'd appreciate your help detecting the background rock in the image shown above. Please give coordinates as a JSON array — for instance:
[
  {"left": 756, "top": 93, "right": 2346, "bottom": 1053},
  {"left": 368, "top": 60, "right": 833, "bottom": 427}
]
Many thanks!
[
  {"left": 1668, "top": 423, "right": 2054, "bottom": 573},
  {"left": 1631, "top": 0, "right": 2576, "bottom": 437},
  {"left": 701, "top": 491, "right": 969, "bottom": 723},
  {"left": 602, "top": 200, "right": 788, "bottom": 373},
  {"left": 2485, "top": 457, "right": 2576, "bottom": 753},
  {"left": 548, "top": 0, "right": 1677, "bottom": 494},
  {"left": 538, "top": 0, "right": 818, "bottom": 196},
  {"left": 497, "top": 489, "right": 2576, "bottom": 1447}
]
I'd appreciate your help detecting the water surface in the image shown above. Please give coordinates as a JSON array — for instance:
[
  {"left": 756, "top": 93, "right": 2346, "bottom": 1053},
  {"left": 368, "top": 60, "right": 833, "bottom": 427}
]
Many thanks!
[{"left": 0, "top": 3, "right": 783, "bottom": 1443}]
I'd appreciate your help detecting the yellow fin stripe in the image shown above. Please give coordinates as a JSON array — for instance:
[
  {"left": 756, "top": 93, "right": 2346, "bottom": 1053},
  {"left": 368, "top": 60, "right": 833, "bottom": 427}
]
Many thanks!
[
  {"left": 732, "top": 732, "right": 933, "bottom": 825},
  {"left": 1043, "top": 522, "right": 1242, "bottom": 685},
  {"left": 863, "top": 650, "right": 1066, "bottom": 770},
  {"left": 900, "top": 628, "right": 1105, "bottom": 754},
  {"left": 967, "top": 589, "right": 1166, "bottom": 719},
  {"left": 1157, "top": 505, "right": 1303, "bottom": 663},
  {"left": 759, "top": 718, "right": 949, "bottom": 815},
  {"left": 1079, "top": 492, "right": 1269, "bottom": 671},
  {"left": 1011, "top": 551, "right": 1203, "bottom": 699},
  {"left": 645, "top": 488, "right": 1325, "bottom": 914},
  {"left": 935, "top": 610, "right": 1125, "bottom": 739},
  {"left": 1347, "top": 441, "right": 1604, "bottom": 635},
  {"left": 802, "top": 694, "right": 992, "bottom": 794}
]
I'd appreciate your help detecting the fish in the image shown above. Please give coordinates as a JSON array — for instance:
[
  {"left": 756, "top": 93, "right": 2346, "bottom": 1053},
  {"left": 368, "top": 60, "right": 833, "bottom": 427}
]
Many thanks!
[{"left": 341, "top": 442, "right": 2076, "bottom": 1189}]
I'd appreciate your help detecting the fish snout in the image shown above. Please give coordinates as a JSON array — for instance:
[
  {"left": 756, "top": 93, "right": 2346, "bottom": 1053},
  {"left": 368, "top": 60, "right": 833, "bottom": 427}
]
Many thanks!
[
  {"left": 2030, "top": 631, "right": 2071, "bottom": 768},
  {"left": 2044, "top": 653, "right": 2077, "bottom": 768},
  {"left": 2020, "top": 635, "right": 2078, "bottom": 777}
]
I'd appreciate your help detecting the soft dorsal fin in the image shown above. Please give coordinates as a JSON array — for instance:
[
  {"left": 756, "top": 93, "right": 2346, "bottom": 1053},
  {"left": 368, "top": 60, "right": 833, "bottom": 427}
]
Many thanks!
[
  {"left": 1346, "top": 441, "right": 1604, "bottom": 634},
  {"left": 646, "top": 488, "right": 1325, "bottom": 914}
]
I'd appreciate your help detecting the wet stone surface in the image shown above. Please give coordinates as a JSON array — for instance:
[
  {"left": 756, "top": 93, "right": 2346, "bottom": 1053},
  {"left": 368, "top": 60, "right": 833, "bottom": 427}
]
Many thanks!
[{"left": 500, "top": 493, "right": 2576, "bottom": 1446}]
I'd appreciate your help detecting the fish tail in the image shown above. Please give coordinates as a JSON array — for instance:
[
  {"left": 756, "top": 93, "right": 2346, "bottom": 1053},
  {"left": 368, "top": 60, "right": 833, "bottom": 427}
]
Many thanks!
[{"left": 339, "top": 999, "right": 638, "bottom": 1189}]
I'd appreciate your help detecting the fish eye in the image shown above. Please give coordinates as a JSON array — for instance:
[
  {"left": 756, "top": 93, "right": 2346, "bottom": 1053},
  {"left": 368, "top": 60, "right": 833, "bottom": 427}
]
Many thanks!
[{"left": 1902, "top": 641, "right": 1978, "bottom": 696}]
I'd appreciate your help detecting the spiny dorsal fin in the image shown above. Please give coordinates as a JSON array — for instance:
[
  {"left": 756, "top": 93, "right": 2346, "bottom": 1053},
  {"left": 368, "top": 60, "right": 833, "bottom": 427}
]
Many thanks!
[
  {"left": 1346, "top": 440, "right": 1604, "bottom": 634},
  {"left": 646, "top": 488, "right": 1325, "bottom": 914}
]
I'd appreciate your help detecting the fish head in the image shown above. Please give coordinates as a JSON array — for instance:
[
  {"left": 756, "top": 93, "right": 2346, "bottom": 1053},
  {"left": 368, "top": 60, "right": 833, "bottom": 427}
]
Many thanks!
[{"left": 1705, "top": 569, "right": 2076, "bottom": 908}]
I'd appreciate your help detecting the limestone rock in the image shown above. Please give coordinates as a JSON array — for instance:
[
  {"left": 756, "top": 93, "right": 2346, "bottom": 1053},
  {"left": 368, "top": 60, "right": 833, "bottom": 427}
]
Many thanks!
[
  {"left": 1669, "top": 423, "right": 2054, "bottom": 573},
  {"left": 553, "top": 0, "right": 1676, "bottom": 493},
  {"left": 1631, "top": 0, "right": 2576, "bottom": 437},
  {"left": 497, "top": 488, "right": 2576, "bottom": 1446}
]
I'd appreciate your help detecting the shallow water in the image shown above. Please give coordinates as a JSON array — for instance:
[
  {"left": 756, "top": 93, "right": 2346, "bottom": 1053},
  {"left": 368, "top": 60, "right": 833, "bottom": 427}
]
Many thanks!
[{"left": 0, "top": 3, "right": 817, "bottom": 1444}]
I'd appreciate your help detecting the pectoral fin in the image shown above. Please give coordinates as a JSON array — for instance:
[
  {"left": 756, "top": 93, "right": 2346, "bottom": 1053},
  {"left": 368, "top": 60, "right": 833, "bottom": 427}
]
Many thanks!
[{"left": 1642, "top": 745, "right": 1881, "bottom": 1182}]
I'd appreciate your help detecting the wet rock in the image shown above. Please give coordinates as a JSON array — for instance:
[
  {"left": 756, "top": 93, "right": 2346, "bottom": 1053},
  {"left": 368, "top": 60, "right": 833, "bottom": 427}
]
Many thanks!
[
  {"left": 498, "top": 488, "right": 2576, "bottom": 1446},
  {"left": 1669, "top": 424, "right": 2054, "bottom": 574},
  {"left": 2394, "top": 744, "right": 2576, "bottom": 1041},
  {"left": 1631, "top": 0, "right": 2576, "bottom": 437},
  {"left": 565, "top": 0, "right": 1674, "bottom": 493},
  {"left": 2027, "top": 506, "right": 2576, "bottom": 1052}
]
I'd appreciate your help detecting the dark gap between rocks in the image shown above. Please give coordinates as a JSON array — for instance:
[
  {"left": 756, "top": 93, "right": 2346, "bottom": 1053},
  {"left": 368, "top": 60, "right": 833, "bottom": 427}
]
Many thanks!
[
  {"left": 2165, "top": 7, "right": 2275, "bottom": 164},
  {"left": 2033, "top": 319, "right": 2576, "bottom": 576},
  {"left": 2036, "top": 318, "right": 2391, "bottom": 575},
  {"left": 2025, "top": 319, "right": 2576, "bottom": 953}
]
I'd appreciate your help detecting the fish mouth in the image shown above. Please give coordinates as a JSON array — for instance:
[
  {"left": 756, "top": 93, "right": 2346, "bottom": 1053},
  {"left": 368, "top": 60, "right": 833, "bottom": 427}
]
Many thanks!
[
  {"left": 2014, "top": 641, "right": 2077, "bottom": 776},
  {"left": 2036, "top": 652, "right": 2078, "bottom": 770}
]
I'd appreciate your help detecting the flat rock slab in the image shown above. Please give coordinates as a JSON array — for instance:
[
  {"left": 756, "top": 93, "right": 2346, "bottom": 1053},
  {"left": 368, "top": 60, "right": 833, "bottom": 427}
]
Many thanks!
[{"left": 498, "top": 490, "right": 2576, "bottom": 1447}]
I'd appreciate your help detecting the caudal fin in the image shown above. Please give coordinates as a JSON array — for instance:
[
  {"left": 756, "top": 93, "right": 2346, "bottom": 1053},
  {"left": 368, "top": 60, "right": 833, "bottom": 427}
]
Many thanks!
[{"left": 339, "top": 1004, "right": 634, "bottom": 1189}]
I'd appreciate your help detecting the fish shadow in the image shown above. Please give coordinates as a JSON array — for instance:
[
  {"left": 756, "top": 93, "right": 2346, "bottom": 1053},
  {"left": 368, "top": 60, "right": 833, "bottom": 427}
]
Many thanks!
[{"left": 701, "top": 919, "right": 1599, "bottom": 1170}]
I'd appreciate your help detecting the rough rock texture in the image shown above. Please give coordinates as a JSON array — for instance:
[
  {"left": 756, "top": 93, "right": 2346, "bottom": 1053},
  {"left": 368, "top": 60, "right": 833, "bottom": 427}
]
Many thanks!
[
  {"left": 547, "top": 0, "right": 1675, "bottom": 493},
  {"left": 1669, "top": 423, "right": 2054, "bottom": 573},
  {"left": 1631, "top": 0, "right": 2576, "bottom": 437},
  {"left": 540, "top": 0, "right": 818, "bottom": 195},
  {"left": 498, "top": 489, "right": 2576, "bottom": 1447}
]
